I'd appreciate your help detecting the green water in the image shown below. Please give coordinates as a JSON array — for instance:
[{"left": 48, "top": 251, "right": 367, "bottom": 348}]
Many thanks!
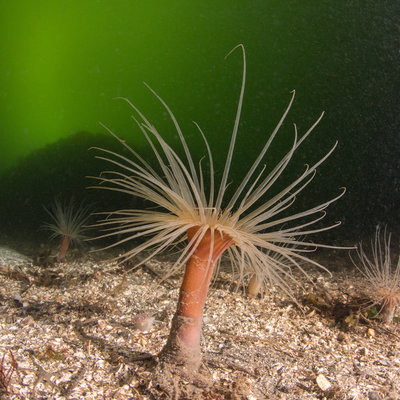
[{"left": 0, "top": 1, "right": 398, "bottom": 243}]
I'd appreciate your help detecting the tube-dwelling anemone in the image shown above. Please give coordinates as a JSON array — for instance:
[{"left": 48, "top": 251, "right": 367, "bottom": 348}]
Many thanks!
[
  {"left": 245, "top": 242, "right": 302, "bottom": 299},
  {"left": 90, "top": 45, "right": 346, "bottom": 371},
  {"left": 43, "top": 199, "right": 91, "bottom": 261},
  {"left": 351, "top": 225, "right": 400, "bottom": 324}
]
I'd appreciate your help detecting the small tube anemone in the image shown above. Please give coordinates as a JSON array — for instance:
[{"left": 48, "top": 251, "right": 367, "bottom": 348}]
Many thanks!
[
  {"left": 245, "top": 243, "right": 300, "bottom": 299},
  {"left": 42, "top": 199, "right": 91, "bottom": 261},
  {"left": 90, "top": 44, "right": 348, "bottom": 370},
  {"left": 351, "top": 225, "right": 400, "bottom": 324}
]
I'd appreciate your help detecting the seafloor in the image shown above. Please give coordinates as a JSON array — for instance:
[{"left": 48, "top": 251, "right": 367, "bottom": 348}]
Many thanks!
[{"left": 0, "top": 241, "right": 399, "bottom": 400}]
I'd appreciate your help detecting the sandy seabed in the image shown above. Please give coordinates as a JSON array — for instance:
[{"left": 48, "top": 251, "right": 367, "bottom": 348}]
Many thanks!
[{"left": 0, "top": 244, "right": 399, "bottom": 400}]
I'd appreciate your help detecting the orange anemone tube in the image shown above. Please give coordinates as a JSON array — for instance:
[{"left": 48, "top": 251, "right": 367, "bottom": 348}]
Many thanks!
[
  {"left": 381, "top": 297, "right": 398, "bottom": 324},
  {"left": 159, "top": 226, "right": 233, "bottom": 370},
  {"left": 57, "top": 235, "right": 71, "bottom": 261}
]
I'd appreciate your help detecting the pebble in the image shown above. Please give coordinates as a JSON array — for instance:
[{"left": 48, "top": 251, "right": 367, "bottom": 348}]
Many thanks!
[
  {"left": 316, "top": 374, "right": 331, "bottom": 391},
  {"left": 21, "top": 316, "right": 35, "bottom": 326},
  {"left": 367, "top": 328, "right": 375, "bottom": 338},
  {"left": 368, "top": 391, "right": 381, "bottom": 400}
]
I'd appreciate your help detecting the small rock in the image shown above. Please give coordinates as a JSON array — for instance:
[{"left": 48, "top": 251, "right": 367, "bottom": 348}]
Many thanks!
[
  {"left": 357, "top": 347, "right": 368, "bottom": 356},
  {"left": 316, "top": 374, "right": 331, "bottom": 391},
  {"left": 21, "top": 316, "right": 35, "bottom": 326},
  {"left": 98, "top": 319, "right": 107, "bottom": 329},
  {"left": 368, "top": 391, "right": 381, "bottom": 400},
  {"left": 367, "top": 328, "right": 375, "bottom": 338}
]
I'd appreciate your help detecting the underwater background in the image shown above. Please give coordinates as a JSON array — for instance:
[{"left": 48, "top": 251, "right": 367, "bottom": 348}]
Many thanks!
[{"left": 0, "top": 1, "right": 398, "bottom": 249}]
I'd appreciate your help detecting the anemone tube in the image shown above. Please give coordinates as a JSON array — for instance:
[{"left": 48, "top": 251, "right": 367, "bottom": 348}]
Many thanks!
[{"left": 57, "top": 235, "right": 71, "bottom": 261}]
